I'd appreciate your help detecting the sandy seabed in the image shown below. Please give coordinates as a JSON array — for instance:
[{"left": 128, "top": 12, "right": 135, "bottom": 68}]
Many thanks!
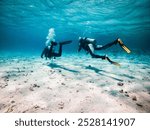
[{"left": 0, "top": 52, "right": 150, "bottom": 113}]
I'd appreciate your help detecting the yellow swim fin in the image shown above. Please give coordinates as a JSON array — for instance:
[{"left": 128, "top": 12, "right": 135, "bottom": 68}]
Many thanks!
[
  {"left": 121, "top": 44, "right": 131, "bottom": 53},
  {"left": 118, "top": 38, "right": 131, "bottom": 53}
]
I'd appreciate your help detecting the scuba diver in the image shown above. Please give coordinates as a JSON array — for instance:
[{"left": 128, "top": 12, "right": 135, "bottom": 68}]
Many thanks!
[
  {"left": 41, "top": 28, "right": 72, "bottom": 59},
  {"left": 78, "top": 37, "right": 131, "bottom": 66}
]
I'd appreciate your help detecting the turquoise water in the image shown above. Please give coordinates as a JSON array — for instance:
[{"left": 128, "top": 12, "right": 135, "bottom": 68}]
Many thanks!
[
  {"left": 0, "top": 0, "right": 150, "bottom": 53},
  {"left": 0, "top": 1, "right": 150, "bottom": 113}
]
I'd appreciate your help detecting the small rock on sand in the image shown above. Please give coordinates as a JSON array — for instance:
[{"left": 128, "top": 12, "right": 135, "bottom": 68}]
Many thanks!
[
  {"left": 89, "top": 80, "right": 94, "bottom": 83},
  {"left": 58, "top": 102, "right": 64, "bottom": 109},
  {"left": 34, "top": 105, "right": 40, "bottom": 109},
  {"left": 47, "top": 87, "right": 52, "bottom": 90},
  {"left": 132, "top": 96, "right": 137, "bottom": 101},
  {"left": 61, "top": 83, "right": 65, "bottom": 85},
  {"left": 33, "top": 84, "right": 40, "bottom": 88},
  {"left": 0, "top": 83, "right": 8, "bottom": 88},
  {"left": 29, "top": 87, "right": 34, "bottom": 91},
  {"left": 125, "top": 94, "right": 129, "bottom": 97},
  {"left": 76, "top": 90, "right": 79, "bottom": 93},
  {"left": 136, "top": 103, "right": 143, "bottom": 107},
  {"left": 128, "top": 80, "right": 132, "bottom": 83},
  {"left": 24, "top": 81, "right": 27, "bottom": 83},
  {"left": 11, "top": 101, "right": 15, "bottom": 104},
  {"left": 0, "top": 104, "right": 6, "bottom": 110},
  {"left": 58, "top": 70, "right": 61, "bottom": 73},
  {"left": 119, "top": 89, "right": 123, "bottom": 93},
  {"left": 117, "top": 82, "right": 124, "bottom": 86}
]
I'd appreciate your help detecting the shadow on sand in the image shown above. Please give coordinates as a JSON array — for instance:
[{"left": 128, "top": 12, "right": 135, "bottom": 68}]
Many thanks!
[
  {"left": 85, "top": 65, "right": 123, "bottom": 82},
  {"left": 48, "top": 63, "right": 79, "bottom": 73}
]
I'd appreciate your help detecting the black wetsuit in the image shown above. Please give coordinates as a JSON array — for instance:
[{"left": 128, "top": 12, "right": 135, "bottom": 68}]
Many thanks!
[
  {"left": 78, "top": 38, "right": 118, "bottom": 59},
  {"left": 41, "top": 40, "right": 72, "bottom": 59},
  {"left": 41, "top": 41, "right": 62, "bottom": 59}
]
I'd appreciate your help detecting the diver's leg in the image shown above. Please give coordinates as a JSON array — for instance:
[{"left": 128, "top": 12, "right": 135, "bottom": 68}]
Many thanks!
[
  {"left": 95, "top": 38, "right": 131, "bottom": 53},
  {"left": 87, "top": 45, "right": 106, "bottom": 59},
  {"left": 51, "top": 41, "right": 72, "bottom": 57},
  {"left": 45, "top": 49, "right": 48, "bottom": 58},
  {"left": 47, "top": 45, "right": 54, "bottom": 58},
  {"left": 41, "top": 47, "right": 48, "bottom": 58},
  {"left": 87, "top": 45, "right": 120, "bottom": 66},
  {"left": 95, "top": 39, "right": 118, "bottom": 50},
  {"left": 52, "top": 41, "right": 72, "bottom": 57},
  {"left": 88, "top": 47, "right": 120, "bottom": 66},
  {"left": 91, "top": 53, "right": 106, "bottom": 59},
  {"left": 59, "top": 40, "right": 72, "bottom": 45}
]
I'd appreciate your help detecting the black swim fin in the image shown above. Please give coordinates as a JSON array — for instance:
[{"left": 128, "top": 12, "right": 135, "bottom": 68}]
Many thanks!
[
  {"left": 106, "top": 57, "right": 121, "bottom": 67},
  {"left": 59, "top": 40, "right": 72, "bottom": 45},
  {"left": 118, "top": 38, "right": 131, "bottom": 53}
]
